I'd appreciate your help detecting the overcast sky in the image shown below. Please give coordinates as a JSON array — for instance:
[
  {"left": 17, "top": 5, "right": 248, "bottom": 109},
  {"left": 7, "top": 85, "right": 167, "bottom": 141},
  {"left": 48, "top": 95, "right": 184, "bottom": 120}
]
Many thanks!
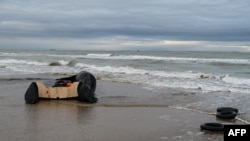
[{"left": 0, "top": 0, "right": 250, "bottom": 51}]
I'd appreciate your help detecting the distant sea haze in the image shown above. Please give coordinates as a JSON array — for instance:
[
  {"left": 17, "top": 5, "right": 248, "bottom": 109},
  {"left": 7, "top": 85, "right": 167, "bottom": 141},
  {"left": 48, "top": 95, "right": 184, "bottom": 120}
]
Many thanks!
[{"left": 1, "top": 50, "right": 250, "bottom": 93}]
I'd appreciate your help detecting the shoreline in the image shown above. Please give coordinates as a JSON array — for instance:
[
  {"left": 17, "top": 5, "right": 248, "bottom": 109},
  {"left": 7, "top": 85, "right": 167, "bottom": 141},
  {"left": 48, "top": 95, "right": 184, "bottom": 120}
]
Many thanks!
[{"left": 0, "top": 79, "right": 249, "bottom": 140}]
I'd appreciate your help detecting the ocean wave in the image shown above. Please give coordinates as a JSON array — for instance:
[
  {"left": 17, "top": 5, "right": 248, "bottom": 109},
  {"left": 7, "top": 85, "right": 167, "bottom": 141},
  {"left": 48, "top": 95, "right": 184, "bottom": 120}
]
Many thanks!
[
  {"left": 81, "top": 54, "right": 250, "bottom": 65},
  {"left": 133, "top": 56, "right": 250, "bottom": 65},
  {"left": 75, "top": 63, "right": 225, "bottom": 80},
  {"left": 48, "top": 60, "right": 77, "bottom": 66},
  {"left": 2, "top": 60, "right": 250, "bottom": 93},
  {"left": 0, "top": 52, "right": 18, "bottom": 56},
  {"left": 1, "top": 58, "right": 248, "bottom": 84},
  {"left": 87, "top": 53, "right": 113, "bottom": 57},
  {"left": 0, "top": 59, "right": 47, "bottom": 66},
  {"left": 1, "top": 55, "right": 250, "bottom": 93},
  {"left": 222, "top": 75, "right": 250, "bottom": 87},
  {"left": 5, "top": 52, "right": 248, "bottom": 65},
  {"left": 75, "top": 63, "right": 250, "bottom": 93},
  {"left": 0, "top": 59, "right": 78, "bottom": 67}
]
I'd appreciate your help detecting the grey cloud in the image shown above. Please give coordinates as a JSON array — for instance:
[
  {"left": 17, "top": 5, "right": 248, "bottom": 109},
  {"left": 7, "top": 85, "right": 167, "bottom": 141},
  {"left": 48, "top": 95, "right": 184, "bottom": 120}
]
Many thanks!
[{"left": 0, "top": 0, "right": 250, "bottom": 50}]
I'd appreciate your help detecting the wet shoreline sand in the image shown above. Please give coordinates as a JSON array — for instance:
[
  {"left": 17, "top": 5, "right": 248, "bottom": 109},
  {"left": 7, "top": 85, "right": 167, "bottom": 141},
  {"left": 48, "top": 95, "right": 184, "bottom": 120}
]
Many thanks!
[{"left": 1, "top": 79, "right": 249, "bottom": 141}]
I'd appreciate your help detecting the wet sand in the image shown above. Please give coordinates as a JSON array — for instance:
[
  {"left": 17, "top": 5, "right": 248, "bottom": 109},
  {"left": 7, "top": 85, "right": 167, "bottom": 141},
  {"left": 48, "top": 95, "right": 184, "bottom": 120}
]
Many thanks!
[{"left": 0, "top": 79, "right": 249, "bottom": 141}]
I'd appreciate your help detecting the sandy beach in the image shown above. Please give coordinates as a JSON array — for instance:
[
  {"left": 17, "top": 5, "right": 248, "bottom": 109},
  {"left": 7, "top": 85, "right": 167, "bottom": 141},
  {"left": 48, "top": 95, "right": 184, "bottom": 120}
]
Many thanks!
[{"left": 1, "top": 79, "right": 249, "bottom": 141}]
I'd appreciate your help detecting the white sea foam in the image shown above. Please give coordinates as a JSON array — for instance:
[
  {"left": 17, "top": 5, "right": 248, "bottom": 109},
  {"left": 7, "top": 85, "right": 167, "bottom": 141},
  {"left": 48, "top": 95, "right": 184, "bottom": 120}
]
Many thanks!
[
  {"left": 0, "top": 52, "right": 18, "bottom": 56},
  {"left": 22, "top": 52, "right": 247, "bottom": 65},
  {"left": 58, "top": 60, "right": 70, "bottom": 66},
  {"left": 75, "top": 63, "right": 220, "bottom": 80},
  {"left": 5, "top": 52, "right": 249, "bottom": 65},
  {"left": 87, "top": 53, "right": 113, "bottom": 57},
  {"left": 222, "top": 75, "right": 250, "bottom": 87},
  {"left": 0, "top": 59, "right": 47, "bottom": 66},
  {"left": 82, "top": 54, "right": 250, "bottom": 65},
  {"left": 75, "top": 62, "right": 250, "bottom": 93},
  {"left": 2, "top": 59, "right": 250, "bottom": 93},
  {"left": 1, "top": 51, "right": 250, "bottom": 94}
]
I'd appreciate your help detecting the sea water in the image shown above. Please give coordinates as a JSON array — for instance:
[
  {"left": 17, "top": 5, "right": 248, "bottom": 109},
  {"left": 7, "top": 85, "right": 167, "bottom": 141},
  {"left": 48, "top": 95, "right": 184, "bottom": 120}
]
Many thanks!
[{"left": 1, "top": 50, "right": 250, "bottom": 93}]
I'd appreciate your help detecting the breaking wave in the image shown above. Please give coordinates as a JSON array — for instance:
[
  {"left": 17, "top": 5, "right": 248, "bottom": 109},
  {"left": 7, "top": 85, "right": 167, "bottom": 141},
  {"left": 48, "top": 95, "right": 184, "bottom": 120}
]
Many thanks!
[
  {"left": 1, "top": 51, "right": 250, "bottom": 93},
  {"left": 48, "top": 60, "right": 77, "bottom": 66},
  {"left": 2, "top": 51, "right": 249, "bottom": 65},
  {"left": 78, "top": 54, "right": 250, "bottom": 65},
  {"left": 0, "top": 59, "right": 47, "bottom": 66},
  {"left": 0, "top": 59, "right": 77, "bottom": 67},
  {"left": 86, "top": 53, "right": 113, "bottom": 58},
  {"left": 74, "top": 63, "right": 250, "bottom": 93}
]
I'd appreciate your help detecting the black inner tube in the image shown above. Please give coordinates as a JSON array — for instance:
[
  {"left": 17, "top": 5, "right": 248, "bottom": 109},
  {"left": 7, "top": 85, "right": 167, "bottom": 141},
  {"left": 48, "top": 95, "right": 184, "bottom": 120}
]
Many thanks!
[
  {"left": 216, "top": 111, "right": 237, "bottom": 119},
  {"left": 217, "top": 107, "right": 239, "bottom": 113},
  {"left": 200, "top": 123, "right": 224, "bottom": 131}
]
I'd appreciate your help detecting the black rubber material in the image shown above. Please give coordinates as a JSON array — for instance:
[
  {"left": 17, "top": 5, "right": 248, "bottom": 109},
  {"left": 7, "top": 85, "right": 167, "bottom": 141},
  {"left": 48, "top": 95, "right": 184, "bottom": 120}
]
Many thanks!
[
  {"left": 216, "top": 111, "right": 237, "bottom": 119},
  {"left": 200, "top": 123, "right": 224, "bottom": 131},
  {"left": 25, "top": 82, "right": 39, "bottom": 104},
  {"left": 78, "top": 82, "right": 98, "bottom": 103},
  {"left": 217, "top": 107, "right": 239, "bottom": 114},
  {"left": 76, "top": 71, "right": 96, "bottom": 93},
  {"left": 57, "top": 71, "right": 96, "bottom": 92}
]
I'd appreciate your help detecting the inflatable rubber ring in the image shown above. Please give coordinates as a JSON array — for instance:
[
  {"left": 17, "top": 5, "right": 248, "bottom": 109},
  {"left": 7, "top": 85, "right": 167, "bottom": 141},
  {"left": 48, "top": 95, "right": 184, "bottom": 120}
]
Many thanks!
[
  {"left": 25, "top": 82, "right": 39, "bottom": 104},
  {"left": 78, "top": 82, "right": 98, "bottom": 103},
  {"left": 217, "top": 107, "right": 239, "bottom": 114},
  {"left": 76, "top": 71, "right": 96, "bottom": 93},
  {"left": 216, "top": 111, "right": 237, "bottom": 119},
  {"left": 200, "top": 123, "right": 224, "bottom": 131}
]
